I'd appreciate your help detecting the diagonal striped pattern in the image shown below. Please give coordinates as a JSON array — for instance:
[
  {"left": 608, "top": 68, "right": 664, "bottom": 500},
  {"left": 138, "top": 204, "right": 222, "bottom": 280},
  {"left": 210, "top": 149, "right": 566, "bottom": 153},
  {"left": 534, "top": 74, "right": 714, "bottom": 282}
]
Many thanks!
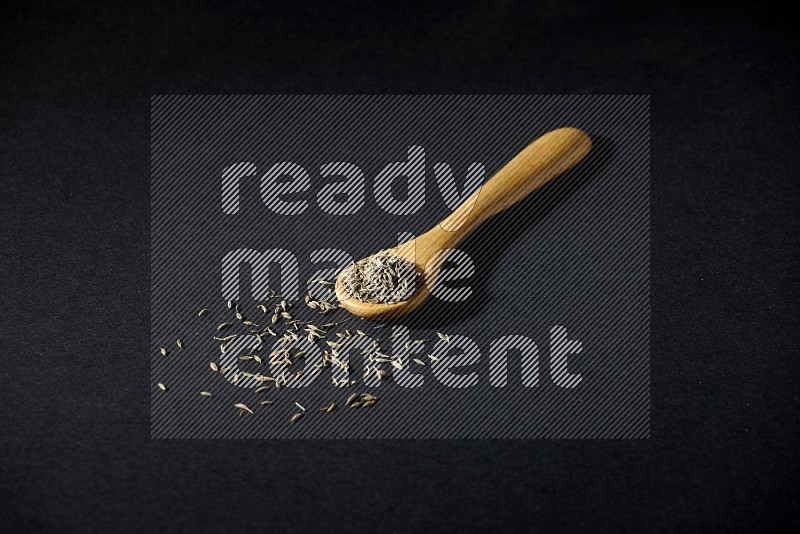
[{"left": 151, "top": 95, "right": 649, "bottom": 439}]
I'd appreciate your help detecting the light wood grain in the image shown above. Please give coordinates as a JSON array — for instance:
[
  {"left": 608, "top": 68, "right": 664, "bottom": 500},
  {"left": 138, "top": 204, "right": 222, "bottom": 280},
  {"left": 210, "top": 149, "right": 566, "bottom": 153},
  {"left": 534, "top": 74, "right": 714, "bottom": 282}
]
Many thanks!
[{"left": 336, "top": 127, "right": 592, "bottom": 320}]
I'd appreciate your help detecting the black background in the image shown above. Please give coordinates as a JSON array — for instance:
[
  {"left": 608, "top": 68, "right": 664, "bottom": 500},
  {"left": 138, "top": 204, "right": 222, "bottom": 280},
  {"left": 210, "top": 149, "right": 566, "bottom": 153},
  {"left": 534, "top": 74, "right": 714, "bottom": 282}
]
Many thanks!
[{"left": 1, "top": 0, "right": 797, "bottom": 531}]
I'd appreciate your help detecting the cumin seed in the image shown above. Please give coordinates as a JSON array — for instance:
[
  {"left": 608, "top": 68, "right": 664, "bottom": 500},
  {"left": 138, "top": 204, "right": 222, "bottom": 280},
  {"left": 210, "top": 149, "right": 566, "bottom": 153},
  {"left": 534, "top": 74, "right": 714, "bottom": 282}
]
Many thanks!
[{"left": 233, "top": 403, "right": 253, "bottom": 414}]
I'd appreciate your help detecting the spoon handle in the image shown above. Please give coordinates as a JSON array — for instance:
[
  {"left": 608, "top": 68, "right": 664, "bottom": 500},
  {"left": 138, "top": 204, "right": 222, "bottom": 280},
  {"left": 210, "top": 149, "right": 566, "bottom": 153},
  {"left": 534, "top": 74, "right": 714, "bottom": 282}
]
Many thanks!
[{"left": 425, "top": 127, "right": 592, "bottom": 251}]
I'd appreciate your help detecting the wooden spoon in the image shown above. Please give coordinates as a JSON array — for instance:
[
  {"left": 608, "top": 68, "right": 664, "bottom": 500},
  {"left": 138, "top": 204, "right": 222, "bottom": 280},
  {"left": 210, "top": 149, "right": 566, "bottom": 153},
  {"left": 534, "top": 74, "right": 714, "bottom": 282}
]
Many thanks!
[{"left": 335, "top": 127, "right": 592, "bottom": 320}]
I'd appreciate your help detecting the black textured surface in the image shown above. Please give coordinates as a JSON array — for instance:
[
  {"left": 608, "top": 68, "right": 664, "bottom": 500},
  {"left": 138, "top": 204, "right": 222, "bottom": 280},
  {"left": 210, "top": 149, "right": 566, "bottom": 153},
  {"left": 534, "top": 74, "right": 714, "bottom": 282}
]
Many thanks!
[{"left": 1, "top": 0, "right": 797, "bottom": 531}]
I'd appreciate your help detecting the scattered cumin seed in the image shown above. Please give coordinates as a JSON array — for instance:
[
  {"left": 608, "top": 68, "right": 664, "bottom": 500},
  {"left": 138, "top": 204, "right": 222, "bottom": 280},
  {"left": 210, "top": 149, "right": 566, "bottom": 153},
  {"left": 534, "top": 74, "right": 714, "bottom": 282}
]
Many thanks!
[
  {"left": 198, "top": 308, "right": 208, "bottom": 317},
  {"left": 217, "top": 322, "right": 231, "bottom": 330},
  {"left": 234, "top": 403, "right": 253, "bottom": 414},
  {"left": 290, "top": 412, "right": 303, "bottom": 423},
  {"left": 209, "top": 362, "right": 219, "bottom": 372},
  {"left": 157, "top": 383, "right": 167, "bottom": 391},
  {"left": 260, "top": 400, "right": 273, "bottom": 406},
  {"left": 200, "top": 391, "right": 213, "bottom": 397},
  {"left": 176, "top": 338, "right": 183, "bottom": 349},
  {"left": 160, "top": 347, "right": 168, "bottom": 356}
]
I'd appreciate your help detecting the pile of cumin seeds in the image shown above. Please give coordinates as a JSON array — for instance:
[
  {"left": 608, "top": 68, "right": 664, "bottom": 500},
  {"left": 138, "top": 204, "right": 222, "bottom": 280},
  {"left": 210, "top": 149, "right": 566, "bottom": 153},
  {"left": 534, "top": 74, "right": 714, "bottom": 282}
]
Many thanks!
[{"left": 339, "top": 251, "right": 420, "bottom": 304}]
